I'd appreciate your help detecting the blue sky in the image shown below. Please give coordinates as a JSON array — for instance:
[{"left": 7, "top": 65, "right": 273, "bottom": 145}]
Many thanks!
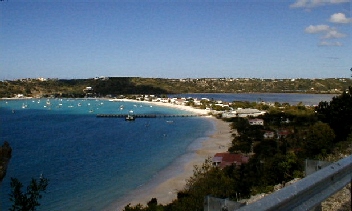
[{"left": 0, "top": 0, "right": 351, "bottom": 79}]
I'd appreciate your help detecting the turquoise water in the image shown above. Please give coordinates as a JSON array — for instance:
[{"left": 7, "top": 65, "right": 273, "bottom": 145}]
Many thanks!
[{"left": 0, "top": 99, "right": 213, "bottom": 210}]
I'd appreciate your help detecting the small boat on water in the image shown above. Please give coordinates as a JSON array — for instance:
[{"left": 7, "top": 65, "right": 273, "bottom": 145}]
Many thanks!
[
  {"left": 125, "top": 114, "right": 135, "bottom": 121},
  {"left": 125, "top": 110, "right": 135, "bottom": 121}
]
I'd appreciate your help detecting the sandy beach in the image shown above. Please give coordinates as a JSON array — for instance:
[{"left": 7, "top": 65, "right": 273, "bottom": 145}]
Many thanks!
[{"left": 104, "top": 100, "right": 233, "bottom": 211}]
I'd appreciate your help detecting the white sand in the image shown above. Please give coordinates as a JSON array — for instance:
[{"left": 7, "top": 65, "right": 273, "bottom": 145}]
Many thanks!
[
  {"left": 103, "top": 100, "right": 232, "bottom": 211},
  {"left": 111, "top": 99, "right": 210, "bottom": 116}
]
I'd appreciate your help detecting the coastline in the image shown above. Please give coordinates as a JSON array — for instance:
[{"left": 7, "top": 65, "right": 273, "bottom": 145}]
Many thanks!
[
  {"left": 109, "top": 99, "right": 210, "bottom": 115},
  {"left": 104, "top": 100, "right": 233, "bottom": 211}
]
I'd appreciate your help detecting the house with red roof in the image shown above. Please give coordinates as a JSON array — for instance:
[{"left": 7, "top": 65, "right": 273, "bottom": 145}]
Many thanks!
[
  {"left": 277, "top": 129, "right": 294, "bottom": 139},
  {"left": 212, "top": 152, "right": 250, "bottom": 168}
]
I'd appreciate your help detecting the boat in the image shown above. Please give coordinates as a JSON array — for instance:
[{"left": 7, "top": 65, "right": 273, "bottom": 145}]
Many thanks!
[
  {"left": 125, "top": 114, "right": 135, "bottom": 121},
  {"left": 125, "top": 110, "right": 135, "bottom": 121}
]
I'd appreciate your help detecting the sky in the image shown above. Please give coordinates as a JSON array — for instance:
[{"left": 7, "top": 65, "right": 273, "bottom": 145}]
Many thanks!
[{"left": 0, "top": 0, "right": 351, "bottom": 80}]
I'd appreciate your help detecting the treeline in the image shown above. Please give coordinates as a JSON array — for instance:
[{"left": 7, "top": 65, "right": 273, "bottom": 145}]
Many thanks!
[
  {"left": 122, "top": 87, "right": 352, "bottom": 211},
  {"left": 0, "top": 141, "right": 12, "bottom": 183},
  {"left": 1, "top": 77, "right": 351, "bottom": 98}
]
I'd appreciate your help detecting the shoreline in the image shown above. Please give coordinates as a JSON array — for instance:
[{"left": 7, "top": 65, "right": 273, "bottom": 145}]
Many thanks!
[
  {"left": 104, "top": 100, "right": 232, "bottom": 211},
  {"left": 109, "top": 99, "right": 211, "bottom": 116}
]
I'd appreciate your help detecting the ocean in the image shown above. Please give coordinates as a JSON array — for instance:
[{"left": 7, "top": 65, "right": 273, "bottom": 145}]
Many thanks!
[
  {"left": 0, "top": 99, "right": 214, "bottom": 210},
  {"left": 0, "top": 94, "right": 335, "bottom": 210}
]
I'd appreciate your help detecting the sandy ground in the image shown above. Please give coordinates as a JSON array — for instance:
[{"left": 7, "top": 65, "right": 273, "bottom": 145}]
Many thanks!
[
  {"left": 104, "top": 100, "right": 233, "bottom": 211},
  {"left": 111, "top": 99, "right": 211, "bottom": 115}
]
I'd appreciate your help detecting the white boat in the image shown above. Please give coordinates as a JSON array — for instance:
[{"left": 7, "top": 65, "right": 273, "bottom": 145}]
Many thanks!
[
  {"left": 125, "top": 114, "right": 135, "bottom": 121},
  {"left": 125, "top": 110, "right": 135, "bottom": 121}
]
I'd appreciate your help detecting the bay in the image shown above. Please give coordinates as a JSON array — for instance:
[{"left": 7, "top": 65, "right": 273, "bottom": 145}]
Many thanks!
[
  {"left": 0, "top": 93, "right": 336, "bottom": 210},
  {"left": 0, "top": 99, "right": 213, "bottom": 211}
]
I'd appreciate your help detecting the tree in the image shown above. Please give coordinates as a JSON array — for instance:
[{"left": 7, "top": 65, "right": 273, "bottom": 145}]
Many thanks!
[
  {"left": 173, "top": 159, "right": 235, "bottom": 211},
  {"left": 303, "top": 121, "right": 335, "bottom": 157},
  {"left": 0, "top": 141, "right": 12, "bottom": 183},
  {"left": 9, "top": 176, "right": 49, "bottom": 211},
  {"left": 316, "top": 86, "right": 352, "bottom": 142}
]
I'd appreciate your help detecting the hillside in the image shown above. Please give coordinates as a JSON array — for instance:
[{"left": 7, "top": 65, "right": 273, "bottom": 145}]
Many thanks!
[{"left": 0, "top": 77, "right": 350, "bottom": 98}]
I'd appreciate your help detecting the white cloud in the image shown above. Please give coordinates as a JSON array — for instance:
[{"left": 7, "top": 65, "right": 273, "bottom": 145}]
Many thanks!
[
  {"left": 304, "top": 24, "right": 346, "bottom": 38},
  {"left": 305, "top": 24, "right": 330, "bottom": 33},
  {"left": 290, "top": 0, "right": 350, "bottom": 8},
  {"left": 329, "top": 13, "right": 352, "bottom": 23},
  {"left": 318, "top": 41, "right": 343, "bottom": 46},
  {"left": 323, "top": 29, "right": 347, "bottom": 38},
  {"left": 305, "top": 24, "right": 347, "bottom": 46},
  {"left": 290, "top": 0, "right": 309, "bottom": 8}
]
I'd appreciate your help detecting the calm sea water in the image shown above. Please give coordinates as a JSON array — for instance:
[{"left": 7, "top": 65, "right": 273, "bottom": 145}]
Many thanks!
[
  {"left": 0, "top": 99, "right": 213, "bottom": 211},
  {"left": 169, "top": 93, "right": 337, "bottom": 105},
  {"left": 0, "top": 94, "right": 335, "bottom": 210}
]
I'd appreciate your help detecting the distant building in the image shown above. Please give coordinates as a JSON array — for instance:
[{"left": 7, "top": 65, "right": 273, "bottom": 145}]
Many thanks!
[
  {"left": 277, "top": 129, "right": 294, "bottom": 139},
  {"left": 83, "top": 87, "right": 93, "bottom": 91},
  {"left": 212, "top": 152, "right": 250, "bottom": 168},
  {"left": 235, "top": 108, "right": 266, "bottom": 117},
  {"left": 221, "top": 112, "right": 237, "bottom": 118},
  {"left": 221, "top": 108, "right": 266, "bottom": 118},
  {"left": 248, "top": 118, "right": 264, "bottom": 126},
  {"left": 171, "top": 98, "right": 186, "bottom": 105},
  {"left": 263, "top": 131, "right": 275, "bottom": 139}
]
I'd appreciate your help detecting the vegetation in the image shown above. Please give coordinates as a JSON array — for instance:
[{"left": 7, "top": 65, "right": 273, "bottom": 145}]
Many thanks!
[
  {"left": 1, "top": 77, "right": 350, "bottom": 98},
  {"left": 0, "top": 141, "right": 12, "bottom": 183},
  {"left": 122, "top": 83, "right": 352, "bottom": 211},
  {"left": 0, "top": 141, "right": 49, "bottom": 211},
  {"left": 1, "top": 72, "right": 350, "bottom": 210},
  {"left": 315, "top": 86, "right": 352, "bottom": 142},
  {"left": 9, "top": 176, "right": 49, "bottom": 211}
]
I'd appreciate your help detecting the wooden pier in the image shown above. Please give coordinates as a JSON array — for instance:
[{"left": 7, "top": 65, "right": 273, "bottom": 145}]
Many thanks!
[{"left": 96, "top": 114, "right": 206, "bottom": 118}]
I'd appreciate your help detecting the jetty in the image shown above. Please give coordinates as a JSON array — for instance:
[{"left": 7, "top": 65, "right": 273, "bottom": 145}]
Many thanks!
[{"left": 96, "top": 114, "right": 207, "bottom": 118}]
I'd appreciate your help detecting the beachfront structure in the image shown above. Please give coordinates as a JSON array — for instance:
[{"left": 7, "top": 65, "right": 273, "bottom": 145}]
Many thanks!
[
  {"left": 170, "top": 98, "right": 187, "bottom": 105},
  {"left": 236, "top": 108, "right": 266, "bottom": 117},
  {"left": 221, "top": 112, "right": 237, "bottom": 118},
  {"left": 212, "top": 152, "right": 249, "bottom": 168},
  {"left": 221, "top": 108, "right": 266, "bottom": 118}
]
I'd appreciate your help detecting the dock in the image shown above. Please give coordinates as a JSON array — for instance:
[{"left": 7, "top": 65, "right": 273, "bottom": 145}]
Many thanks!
[{"left": 96, "top": 114, "right": 206, "bottom": 118}]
